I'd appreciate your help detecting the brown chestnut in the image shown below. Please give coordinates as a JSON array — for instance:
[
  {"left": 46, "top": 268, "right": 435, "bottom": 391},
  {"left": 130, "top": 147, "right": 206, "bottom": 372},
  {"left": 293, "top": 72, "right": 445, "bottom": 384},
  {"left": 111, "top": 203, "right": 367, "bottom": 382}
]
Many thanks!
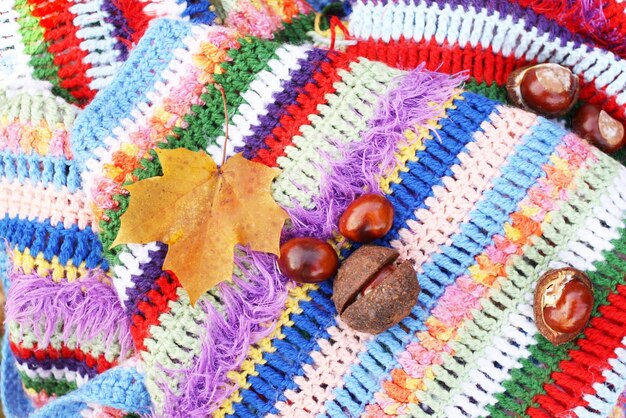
[
  {"left": 338, "top": 194, "right": 394, "bottom": 243},
  {"left": 533, "top": 268, "right": 594, "bottom": 345},
  {"left": 572, "top": 103, "right": 625, "bottom": 153},
  {"left": 333, "top": 246, "right": 419, "bottom": 334},
  {"left": 507, "top": 64, "right": 579, "bottom": 117},
  {"left": 278, "top": 237, "right": 339, "bottom": 283}
]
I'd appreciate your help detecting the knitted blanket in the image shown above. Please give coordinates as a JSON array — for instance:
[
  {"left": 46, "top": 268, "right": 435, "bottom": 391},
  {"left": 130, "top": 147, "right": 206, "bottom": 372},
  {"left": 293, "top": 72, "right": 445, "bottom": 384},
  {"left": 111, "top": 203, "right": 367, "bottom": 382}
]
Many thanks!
[{"left": 2, "top": 2, "right": 626, "bottom": 418}]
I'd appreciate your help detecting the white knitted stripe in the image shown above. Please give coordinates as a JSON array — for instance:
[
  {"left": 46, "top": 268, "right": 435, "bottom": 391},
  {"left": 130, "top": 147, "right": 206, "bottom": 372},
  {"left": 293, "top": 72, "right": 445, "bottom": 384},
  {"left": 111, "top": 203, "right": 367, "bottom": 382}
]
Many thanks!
[
  {"left": 206, "top": 44, "right": 311, "bottom": 162},
  {"left": 15, "top": 362, "right": 90, "bottom": 387},
  {"left": 112, "top": 242, "right": 161, "bottom": 308},
  {"left": 0, "top": 0, "right": 50, "bottom": 95},
  {"left": 391, "top": 106, "right": 537, "bottom": 274},
  {"left": 274, "top": 59, "right": 403, "bottom": 209},
  {"left": 574, "top": 339, "right": 626, "bottom": 417},
  {"left": 82, "top": 29, "right": 209, "bottom": 190},
  {"left": 69, "top": 0, "right": 122, "bottom": 91},
  {"left": 349, "top": 2, "right": 626, "bottom": 106},
  {"left": 441, "top": 167, "right": 626, "bottom": 418},
  {"left": 0, "top": 178, "right": 95, "bottom": 231},
  {"left": 270, "top": 319, "right": 374, "bottom": 417},
  {"left": 142, "top": 0, "right": 189, "bottom": 20},
  {"left": 446, "top": 301, "right": 537, "bottom": 418}
]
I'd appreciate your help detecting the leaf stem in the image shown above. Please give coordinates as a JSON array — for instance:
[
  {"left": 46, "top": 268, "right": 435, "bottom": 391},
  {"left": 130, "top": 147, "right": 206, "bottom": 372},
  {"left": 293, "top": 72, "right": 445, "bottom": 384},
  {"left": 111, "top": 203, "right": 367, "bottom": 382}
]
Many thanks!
[{"left": 216, "top": 84, "right": 229, "bottom": 167}]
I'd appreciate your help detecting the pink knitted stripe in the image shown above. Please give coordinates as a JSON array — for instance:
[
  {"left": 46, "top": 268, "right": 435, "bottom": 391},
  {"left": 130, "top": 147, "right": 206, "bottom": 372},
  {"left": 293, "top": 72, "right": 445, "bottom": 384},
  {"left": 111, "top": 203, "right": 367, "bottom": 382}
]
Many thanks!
[
  {"left": 0, "top": 120, "right": 72, "bottom": 159},
  {"left": 0, "top": 178, "right": 95, "bottom": 230},
  {"left": 391, "top": 106, "right": 537, "bottom": 273},
  {"left": 365, "top": 134, "right": 598, "bottom": 416}
]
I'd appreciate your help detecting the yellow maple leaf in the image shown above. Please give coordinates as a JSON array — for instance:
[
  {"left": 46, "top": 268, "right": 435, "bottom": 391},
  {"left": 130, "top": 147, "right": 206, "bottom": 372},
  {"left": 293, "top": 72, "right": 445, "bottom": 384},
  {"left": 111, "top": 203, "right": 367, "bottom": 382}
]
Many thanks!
[{"left": 111, "top": 148, "right": 290, "bottom": 305}]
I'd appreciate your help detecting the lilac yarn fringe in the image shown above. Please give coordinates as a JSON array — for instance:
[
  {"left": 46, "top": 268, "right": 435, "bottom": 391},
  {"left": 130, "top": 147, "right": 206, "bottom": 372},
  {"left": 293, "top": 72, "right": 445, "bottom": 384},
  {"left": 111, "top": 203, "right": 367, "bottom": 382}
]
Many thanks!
[
  {"left": 5, "top": 268, "right": 133, "bottom": 356},
  {"left": 160, "top": 248, "right": 289, "bottom": 417},
  {"left": 287, "top": 65, "right": 466, "bottom": 240},
  {"left": 147, "top": 67, "right": 465, "bottom": 415}
]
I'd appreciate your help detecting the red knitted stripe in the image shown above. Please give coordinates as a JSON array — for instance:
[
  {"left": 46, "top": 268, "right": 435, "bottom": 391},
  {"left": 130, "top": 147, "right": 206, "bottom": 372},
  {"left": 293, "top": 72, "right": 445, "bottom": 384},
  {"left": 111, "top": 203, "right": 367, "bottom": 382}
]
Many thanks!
[
  {"left": 27, "top": 0, "right": 95, "bottom": 104},
  {"left": 112, "top": 0, "right": 152, "bottom": 44},
  {"left": 512, "top": 0, "right": 626, "bottom": 57},
  {"left": 346, "top": 37, "right": 528, "bottom": 86},
  {"left": 10, "top": 340, "right": 115, "bottom": 374},
  {"left": 527, "top": 284, "right": 626, "bottom": 417},
  {"left": 346, "top": 37, "right": 626, "bottom": 125},
  {"left": 252, "top": 51, "right": 355, "bottom": 167},
  {"left": 130, "top": 272, "right": 181, "bottom": 352}
]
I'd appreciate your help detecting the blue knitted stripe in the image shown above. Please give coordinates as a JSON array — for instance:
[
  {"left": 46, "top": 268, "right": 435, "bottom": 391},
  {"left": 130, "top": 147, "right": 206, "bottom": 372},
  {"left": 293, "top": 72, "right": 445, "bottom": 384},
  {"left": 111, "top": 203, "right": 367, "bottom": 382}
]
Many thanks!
[
  {"left": 229, "top": 280, "right": 335, "bottom": 417},
  {"left": 0, "top": 248, "right": 8, "bottom": 291},
  {"left": 0, "top": 152, "right": 81, "bottom": 192},
  {"left": 383, "top": 93, "right": 498, "bottom": 244},
  {"left": 0, "top": 216, "right": 106, "bottom": 270},
  {"left": 227, "top": 93, "right": 496, "bottom": 417},
  {"left": 181, "top": 0, "right": 217, "bottom": 23},
  {"left": 71, "top": 20, "right": 191, "bottom": 165},
  {"left": 324, "top": 117, "right": 566, "bottom": 417}
]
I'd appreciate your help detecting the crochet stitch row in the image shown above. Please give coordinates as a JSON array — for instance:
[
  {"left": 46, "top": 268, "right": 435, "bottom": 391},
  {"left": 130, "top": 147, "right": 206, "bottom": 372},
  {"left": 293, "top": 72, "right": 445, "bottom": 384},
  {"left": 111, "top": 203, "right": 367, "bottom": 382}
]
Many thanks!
[
  {"left": 346, "top": 0, "right": 626, "bottom": 137},
  {"left": 71, "top": 19, "right": 626, "bottom": 418}
]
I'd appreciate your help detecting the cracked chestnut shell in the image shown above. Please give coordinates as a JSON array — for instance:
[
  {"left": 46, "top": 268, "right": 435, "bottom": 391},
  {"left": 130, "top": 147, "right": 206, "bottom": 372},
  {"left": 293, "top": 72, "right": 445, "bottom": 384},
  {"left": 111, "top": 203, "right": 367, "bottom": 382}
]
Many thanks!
[
  {"left": 507, "top": 63, "right": 579, "bottom": 117},
  {"left": 333, "top": 246, "right": 419, "bottom": 334},
  {"left": 572, "top": 103, "right": 626, "bottom": 153},
  {"left": 533, "top": 268, "right": 593, "bottom": 345}
]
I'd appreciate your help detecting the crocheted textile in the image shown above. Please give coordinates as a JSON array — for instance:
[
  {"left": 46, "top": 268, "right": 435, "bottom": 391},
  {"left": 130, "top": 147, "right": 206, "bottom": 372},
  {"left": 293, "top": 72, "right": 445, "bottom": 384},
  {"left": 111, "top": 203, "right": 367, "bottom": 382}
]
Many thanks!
[
  {"left": 38, "top": 18, "right": 626, "bottom": 417},
  {"left": 0, "top": 8, "right": 315, "bottom": 418},
  {"left": 0, "top": 0, "right": 314, "bottom": 108},
  {"left": 346, "top": 0, "right": 626, "bottom": 165}
]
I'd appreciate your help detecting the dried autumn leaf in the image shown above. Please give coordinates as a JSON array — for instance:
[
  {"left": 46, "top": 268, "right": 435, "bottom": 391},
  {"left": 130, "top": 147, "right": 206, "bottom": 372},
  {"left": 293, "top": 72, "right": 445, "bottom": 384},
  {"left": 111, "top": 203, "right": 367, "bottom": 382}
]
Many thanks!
[{"left": 111, "top": 149, "right": 289, "bottom": 305}]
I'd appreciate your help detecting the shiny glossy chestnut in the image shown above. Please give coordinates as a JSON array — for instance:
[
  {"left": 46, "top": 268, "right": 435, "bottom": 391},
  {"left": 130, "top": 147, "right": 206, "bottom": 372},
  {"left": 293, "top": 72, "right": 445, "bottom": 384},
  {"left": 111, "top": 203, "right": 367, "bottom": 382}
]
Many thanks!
[
  {"left": 507, "top": 64, "right": 579, "bottom": 117},
  {"left": 278, "top": 237, "right": 339, "bottom": 283},
  {"left": 572, "top": 103, "right": 625, "bottom": 153},
  {"left": 338, "top": 194, "right": 394, "bottom": 243},
  {"left": 533, "top": 268, "right": 594, "bottom": 345}
]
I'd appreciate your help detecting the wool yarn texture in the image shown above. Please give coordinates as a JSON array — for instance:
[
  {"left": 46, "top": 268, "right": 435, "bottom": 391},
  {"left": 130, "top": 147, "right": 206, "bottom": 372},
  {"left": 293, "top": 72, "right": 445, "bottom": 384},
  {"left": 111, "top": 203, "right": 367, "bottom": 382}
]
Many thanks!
[
  {"left": 3, "top": 13, "right": 626, "bottom": 416},
  {"left": 0, "top": 3, "right": 314, "bottom": 416},
  {"left": 346, "top": 0, "right": 626, "bottom": 165}
]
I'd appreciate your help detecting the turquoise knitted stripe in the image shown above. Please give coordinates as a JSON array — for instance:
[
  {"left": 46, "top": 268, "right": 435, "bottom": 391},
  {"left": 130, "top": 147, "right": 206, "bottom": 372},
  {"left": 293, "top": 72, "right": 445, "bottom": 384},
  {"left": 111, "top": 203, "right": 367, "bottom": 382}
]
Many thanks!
[
  {"left": 324, "top": 110, "right": 562, "bottom": 418},
  {"left": 70, "top": 19, "right": 191, "bottom": 166},
  {"left": 407, "top": 151, "right": 620, "bottom": 416}
]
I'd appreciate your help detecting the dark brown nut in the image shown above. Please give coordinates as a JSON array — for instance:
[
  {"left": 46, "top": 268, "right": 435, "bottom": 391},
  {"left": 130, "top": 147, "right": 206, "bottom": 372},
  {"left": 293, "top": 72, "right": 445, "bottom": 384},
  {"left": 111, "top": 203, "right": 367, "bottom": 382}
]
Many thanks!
[
  {"left": 572, "top": 103, "right": 626, "bottom": 153},
  {"left": 507, "top": 63, "right": 579, "bottom": 117},
  {"left": 533, "top": 268, "right": 593, "bottom": 346},
  {"left": 333, "top": 246, "right": 419, "bottom": 334}
]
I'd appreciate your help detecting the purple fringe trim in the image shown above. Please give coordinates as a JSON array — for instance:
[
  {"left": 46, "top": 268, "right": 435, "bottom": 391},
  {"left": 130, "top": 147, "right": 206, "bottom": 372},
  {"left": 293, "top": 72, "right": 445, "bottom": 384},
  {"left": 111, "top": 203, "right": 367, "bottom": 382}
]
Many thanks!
[
  {"left": 287, "top": 64, "right": 467, "bottom": 240},
  {"left": 160, "top": 249, "right": 290, "bottom": 417},
  {"left": 5, "top": 268, "right": 133, "bottom": 357},
  {"left": 151, "top": 65, "right": 465, "bottom": 415}
]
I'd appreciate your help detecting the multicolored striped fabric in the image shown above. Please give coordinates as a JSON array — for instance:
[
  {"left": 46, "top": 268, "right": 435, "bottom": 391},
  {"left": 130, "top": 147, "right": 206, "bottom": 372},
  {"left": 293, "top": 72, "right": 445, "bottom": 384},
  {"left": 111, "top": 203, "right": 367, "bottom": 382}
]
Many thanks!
[
  {"left": 19, "top": 17, "right": 625, "bottom": 417},
  {"left": 346, "top": 0, "right": 626, "bottom": 164},
  {"left": 0, "top": 8, "right": 315, "bottom": 418},
  {"left": 0, "top": 0, "right": 314, "bottom": 108}
]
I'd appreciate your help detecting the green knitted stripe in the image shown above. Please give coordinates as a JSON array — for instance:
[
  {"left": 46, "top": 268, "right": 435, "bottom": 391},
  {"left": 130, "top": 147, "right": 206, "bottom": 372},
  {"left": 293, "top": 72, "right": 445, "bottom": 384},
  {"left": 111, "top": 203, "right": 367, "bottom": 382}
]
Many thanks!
[
  {"left": 13, "top": 0, "right": 74, "bottom": 103},
  {"left": 272, "top": 59, "right": 402, "bottom": 210},
  {"left": 167, "top": 37, "right": 282, "bottom": 151},
  {"left": 406, "top": 150, "right": 620, "bottom": 417},
  {"left": 100, "top": 37, "right": 282, "bottom": 257},
  {"left": 141, "top": 286, "right": 207, "bottom": 410},
  {"left": 273, "top": 12, "right": 315, "bottom": 44},
  {"left": 487, "top": 227, "right": 626, "bottom": 418},
  {"left": 0, "top": 90, "right": 78, "bottom": 127},
  {"left": 463, "top": 79, "right": 508, "bottom": 103},
  {"left": 8, "top": 321, "right": 125, "bottom": 364},
  {"left": 19, "top": 371, "right": 78, "bottom": 396}
]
